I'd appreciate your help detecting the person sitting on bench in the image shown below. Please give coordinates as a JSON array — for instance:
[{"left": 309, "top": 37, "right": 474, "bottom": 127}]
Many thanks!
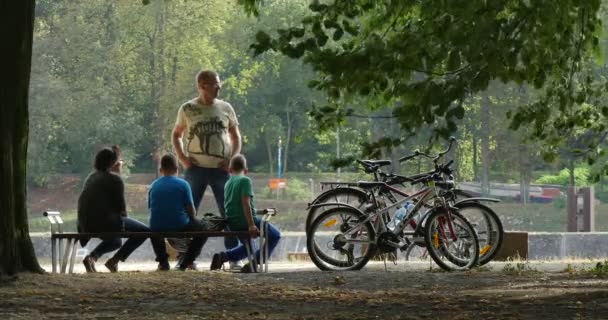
[
  {"left": 148, "top": 153, "right": 211, "bottom": 271},
  {"left": 78, "top": 146, "right": 164, "bottom": 273},
  {"left": 210, "top": 154, "right": 281, "bottom": 272}
]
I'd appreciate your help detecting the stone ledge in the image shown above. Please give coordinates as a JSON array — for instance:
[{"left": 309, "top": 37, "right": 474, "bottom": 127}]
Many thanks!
[{"left": 493, "top": 231, "right": 528, "bottom": 261}]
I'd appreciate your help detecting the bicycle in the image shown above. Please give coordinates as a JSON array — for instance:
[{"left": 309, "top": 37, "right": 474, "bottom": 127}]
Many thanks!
[
  {"left": 306, "top": 139, "right": 503, "bottom": 266},
  {"left": 306, "top": 142, "right": 480, "bottom": 271}
]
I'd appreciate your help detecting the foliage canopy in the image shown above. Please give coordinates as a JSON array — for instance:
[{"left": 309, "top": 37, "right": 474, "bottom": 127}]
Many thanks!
[{"left": 241, "top": 0, "right": 604, "bottom": 157}]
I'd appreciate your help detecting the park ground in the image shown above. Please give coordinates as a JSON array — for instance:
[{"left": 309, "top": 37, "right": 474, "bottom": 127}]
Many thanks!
[{"left": 2, "top": 261, "right": 608, "bottom": 319}]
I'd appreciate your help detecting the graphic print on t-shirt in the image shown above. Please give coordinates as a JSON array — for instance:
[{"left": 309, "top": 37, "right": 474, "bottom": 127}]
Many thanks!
[
  {"left": 187, "top": 116, "right": 227, "bottom": 158},
  {"left": 179, "top": 100, "right": 237, "bottom": 167}
]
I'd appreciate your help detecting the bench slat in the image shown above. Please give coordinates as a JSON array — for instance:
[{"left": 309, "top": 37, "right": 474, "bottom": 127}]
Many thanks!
[{"left": 51, "top": 231, "right": 254, "bottom": 239}]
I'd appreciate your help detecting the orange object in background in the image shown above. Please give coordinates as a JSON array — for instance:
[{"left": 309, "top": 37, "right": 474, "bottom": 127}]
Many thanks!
[
  {"left": 542, "top": 188, "right": 562, "bottom": 198},
  {"left": 269, "top": 178, "right": 287, "bottom": 190}
]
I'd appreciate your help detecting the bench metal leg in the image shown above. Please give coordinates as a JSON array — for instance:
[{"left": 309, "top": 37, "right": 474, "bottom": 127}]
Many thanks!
[
  {"left": 58, "top": 239, "right": 64, "bottom": 270},
  {"left": 259, "top": 221, "right": 266, "bottom": 272},
  {"left": 243, "top": 239, "right": 257, "bottom": 273},
  {"left": 61, "top": 239, "right": 72, "bottom": 274},
  {"left": 51, "top": 237, "right": 57, "bottom": 273},
  {"left": 257, "top": 220, "right": 270, "bottom": 273},
  {"left": 264, "top": 221, "right": 270, "bottom": 273},
  {"left": 68, "top": 239, "right": 78, "bottom": 274}
]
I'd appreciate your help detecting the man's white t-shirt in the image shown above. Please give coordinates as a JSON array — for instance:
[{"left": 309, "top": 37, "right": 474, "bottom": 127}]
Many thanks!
[{"left": 175, "top": 98, "right": 239, "bottom": 168}]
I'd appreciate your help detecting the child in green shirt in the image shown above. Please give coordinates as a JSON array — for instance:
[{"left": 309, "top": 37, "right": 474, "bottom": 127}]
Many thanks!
[{"left": 210, "top": 154, "right": 281, "bottom": 272}]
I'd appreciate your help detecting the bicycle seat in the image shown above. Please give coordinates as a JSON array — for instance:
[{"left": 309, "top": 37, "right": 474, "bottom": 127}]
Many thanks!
[
  {"left": 361, "top": 160, "right": 392, "bottom": 167},
  {"left": 359, "top": 160, "right": 392, "bottom": 173}
]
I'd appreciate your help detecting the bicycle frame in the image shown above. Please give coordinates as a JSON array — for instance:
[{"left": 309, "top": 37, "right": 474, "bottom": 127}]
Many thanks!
[{"left": 338, "top": 180, "right": 453, "bottom": 247}]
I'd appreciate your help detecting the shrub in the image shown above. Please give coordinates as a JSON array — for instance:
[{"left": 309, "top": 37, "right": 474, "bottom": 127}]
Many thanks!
[
  {"left": 596, "top": 190, "right": 608, "bottom": 203},
  {"left": 536, "top": 167, "right": 590, "bottom": 186},
  {"left": 257, "top": 177, "right": 313, "bottom": 202}
]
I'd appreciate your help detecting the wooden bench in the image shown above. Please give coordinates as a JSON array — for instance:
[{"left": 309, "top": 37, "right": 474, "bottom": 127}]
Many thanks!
[{"left": 43, "top": 209, "right": 277, "bottom": 274}]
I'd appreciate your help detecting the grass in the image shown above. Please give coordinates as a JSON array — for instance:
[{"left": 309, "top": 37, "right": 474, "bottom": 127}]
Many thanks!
[
  {"left": 559, "top": 260, "right": 608, "bottom": 277},
  {"left": 588, "top": 261, "right": 608, "bottom": 277},
  {"left": 502, "top": 261, "right": 539, "bottom": 275}
]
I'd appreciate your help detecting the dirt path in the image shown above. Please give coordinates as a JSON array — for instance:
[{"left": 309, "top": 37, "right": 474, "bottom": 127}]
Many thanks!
[{"left": 2, "top": 268, "right": 608, "bottom": 319}]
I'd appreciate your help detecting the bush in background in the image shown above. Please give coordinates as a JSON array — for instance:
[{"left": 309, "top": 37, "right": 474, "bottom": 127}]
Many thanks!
[{"left": 536, "top": 167, "right": 590, "bottom": 186}]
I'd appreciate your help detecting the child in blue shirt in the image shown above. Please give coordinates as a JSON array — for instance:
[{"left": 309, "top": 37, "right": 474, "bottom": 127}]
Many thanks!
[{"left": 148, "top": 153, "right": 209, "bottom": 270}]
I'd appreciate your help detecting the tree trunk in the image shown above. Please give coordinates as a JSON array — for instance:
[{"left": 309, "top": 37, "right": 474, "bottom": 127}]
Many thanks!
[
  {"left": 518, "top": 144, "right": 530, "bottom": 205},
  {"left": 480, "top": 96, "right": 491, "bottom": 196},
  {"left": 389, "top": 117, "right": 400, "bottom": 173},
  {"left": 569, "top": 160, "right": 576, "bottom": 187},
  {"left": 265, "top": 134, "right": 274, "bottom": 176},
  {"left": 283, "top": 108, "right": 292, "bottom": 175},
  {"left": 0, "top": 0, "right": 44, "bottom": 276},
  {"left": 472, "top": 133, "right": 478, "bottom": 181}
]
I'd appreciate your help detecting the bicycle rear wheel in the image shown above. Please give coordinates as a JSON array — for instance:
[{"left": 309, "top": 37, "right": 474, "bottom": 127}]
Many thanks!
[
  {"left": 454, "top": 202, "right": 503, "bottom": 265},
  {"left": 424, "top": 208, "right": 479, "bottom": 271},
  {"left": 306, "top": 187, "right": 369, "bottom": 234},
  {"left": 404, "top": 241, "right": 429, "bottom": 262},
  {"left": 307, "top": 207, "right": 377, "bottom": 271}
]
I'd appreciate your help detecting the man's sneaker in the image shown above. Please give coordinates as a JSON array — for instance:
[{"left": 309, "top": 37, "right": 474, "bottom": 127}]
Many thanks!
[
  {"left": 210, "top": 252, "right": 227, "bottom": 271},
  {"left": 229, "top": 260, "right": 242, "bottom": 271},
  {"left": 174, "top": 262, "right": 197, "bottom": 271},
  {"left": 104, "top": 257, "right": 119, "bottom": 273},
  {"left": 82, "top": 255, "right": 97, "bottom": 273}
]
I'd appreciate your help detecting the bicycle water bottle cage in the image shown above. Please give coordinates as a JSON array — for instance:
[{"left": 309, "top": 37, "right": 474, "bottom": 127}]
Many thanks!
[
  {"left": 357, "top": 181, "right": 386, "bottom": 189},
  {"left": 435, "top": 180, "right": 455, "bottom": 190}
]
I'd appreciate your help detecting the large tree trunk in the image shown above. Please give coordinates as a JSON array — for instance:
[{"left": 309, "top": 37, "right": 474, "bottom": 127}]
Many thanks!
[{"left": 0, "top": 0, "right": 44, "bottom": 276}]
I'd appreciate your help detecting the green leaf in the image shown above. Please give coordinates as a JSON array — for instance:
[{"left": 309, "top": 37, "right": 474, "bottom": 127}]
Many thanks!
[
  {"left": 446, "top": 51, "right": 460, "bottom": 71},
  {"left": 333, "top": 28, "right": 344, "bottom": 41},
  {"left": 452, "top": 105, "right": 465, "bottom": 119},
  {"left": 290, "top": 27, "right": 305, "bottom": 38}
]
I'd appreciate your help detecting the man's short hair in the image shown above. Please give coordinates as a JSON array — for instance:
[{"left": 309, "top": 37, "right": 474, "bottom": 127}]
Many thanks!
[
  {"left": 160, "top": 153, "right": 178, "bottom": 172},
  {"left": 229, "top": 154, "right": 247, "bottom": 172},
  {"left": 196, "top": 70, "right": 219, "bottom": 84},
  {"left": 94, "top": 147, "right": 118, "bottom": 171}
]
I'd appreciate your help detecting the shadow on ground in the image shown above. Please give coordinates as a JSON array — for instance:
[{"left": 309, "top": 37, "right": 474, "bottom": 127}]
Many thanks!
[{"left": 2, "top": 267, "right": 608, "bottom": 319}]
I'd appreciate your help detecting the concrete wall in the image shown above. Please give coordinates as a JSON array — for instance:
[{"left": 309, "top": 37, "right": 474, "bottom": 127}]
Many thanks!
[
  {"left": 31, "top": 231, "right": 608, "bottom": 263},
  {"left": 31, "top": 232, "right": 309, "bottom": 262},
  {"left": 527, "top": 232, "right": 608, "bottom": 260}
]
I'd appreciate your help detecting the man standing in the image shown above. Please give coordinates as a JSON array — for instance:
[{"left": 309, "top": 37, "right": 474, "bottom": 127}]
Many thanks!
[{"left": 172, "top": 70, "right": 241, "bottom": 268}]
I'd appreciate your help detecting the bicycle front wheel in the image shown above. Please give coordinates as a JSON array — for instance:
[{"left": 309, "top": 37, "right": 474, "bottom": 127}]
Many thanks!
[
  {"left": 307, "top": 207, "right": 377, "bottom": 271},
  {"left": 424, "top": 208, "right": 480, "bottom": 271}
]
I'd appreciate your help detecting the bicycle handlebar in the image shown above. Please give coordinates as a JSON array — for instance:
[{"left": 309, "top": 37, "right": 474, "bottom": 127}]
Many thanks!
[{"left": 398, "top": 137, "right": 457, "bottom": 163}]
